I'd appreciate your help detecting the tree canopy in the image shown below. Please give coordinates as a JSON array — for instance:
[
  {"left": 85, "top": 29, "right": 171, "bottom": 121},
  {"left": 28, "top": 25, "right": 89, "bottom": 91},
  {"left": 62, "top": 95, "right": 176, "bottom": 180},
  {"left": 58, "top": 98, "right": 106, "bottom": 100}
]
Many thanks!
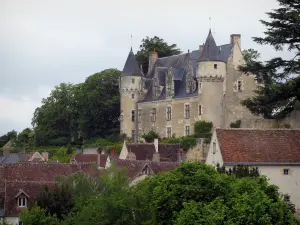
[
  {"left": 240, "top": 0, "right": 300, "bottom": 119},
  {"left": 136, "top": 36, "right": 182, "bottom": 74},
  {"left": 32, "top": 69, "right": 121, "bottom": 146}
]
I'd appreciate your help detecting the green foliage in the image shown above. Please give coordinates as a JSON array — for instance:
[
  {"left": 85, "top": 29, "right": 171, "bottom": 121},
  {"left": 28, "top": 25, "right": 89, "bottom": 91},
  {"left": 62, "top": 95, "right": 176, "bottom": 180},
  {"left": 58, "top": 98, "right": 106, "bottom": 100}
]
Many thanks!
[
  {"left": 240, "top": 0, "right": 300, "bottom": 119},
  {"left": 194, "top": 120, "right": 213, "bottom": 139},
  {"left": 20, "top": 203, "right": 60, "bottom": 225},
  {"left": 136, "top": 36, "right": 182, "bottom": 73},
  {"left": 0, "top": 130, "right": 17, "bottom": 147},
  {"left": 51, "top": 146, "right": 74, "bottom": 163},
  {"left": 83, "top": 137, "right": 123, "bottom": 154},
  {"left": 37, "top": 184, "right": 74, "bottom": 219},
  {"left": 32, "top": 69, "right": 121, "bottom": 146},
  {"left": 141, "top": 130, "right": 160, "bottom": 143},
  {"left": 216, "top": 164, "right": 260, "bottom": 178},
  {"left": 161, "top": 136, "right": 197, "bottom": 150},
  {"left": 243, "top": 48, "right": 261, "bottom": 67},
  {"left": 230, "top": 119, "right": 242, "bottom": 128}
]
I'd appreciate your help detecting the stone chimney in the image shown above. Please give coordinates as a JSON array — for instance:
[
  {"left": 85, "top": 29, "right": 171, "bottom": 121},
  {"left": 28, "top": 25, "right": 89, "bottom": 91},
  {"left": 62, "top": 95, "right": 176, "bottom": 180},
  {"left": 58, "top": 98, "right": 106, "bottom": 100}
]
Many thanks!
[
  {"left": 3, "top": 150, "right": 10, "bottom": 157},
  {"left": 154, "top": 138, "right": 159, "bottom": 153},
  {"left": 199, "top": 43, "right": 204, "bottom": 56},
  {"left": 42, "top": 152, "right": 49, "bottom": 161},
  {"left": 230, "top": 34, "right": 241, "bottom": 47},
  {"left": 148, "top": 49, "right": 158, "bottom": 72}
]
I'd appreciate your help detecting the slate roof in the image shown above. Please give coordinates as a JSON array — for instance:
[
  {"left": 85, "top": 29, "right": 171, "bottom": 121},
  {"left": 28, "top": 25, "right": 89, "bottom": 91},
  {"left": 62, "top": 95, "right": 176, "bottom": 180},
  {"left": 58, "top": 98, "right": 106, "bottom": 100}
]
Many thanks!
[
  {"left": 112, "top": 158, "right": 179, "bottom": 179},
  {"left": 136, "top": 30, "right": 232, "bottom": 103},
  {"left": 122, "top": 48, "right": 141, "bottom": 76},
  {"left": 0, "top": 152, "right": 44, "bottom": 164},
  {"left": 216, "top": 129, "right": 300, "bottom": 165},
  {"left": 126, "top": 143, "right": 180, "bottom": 162}
]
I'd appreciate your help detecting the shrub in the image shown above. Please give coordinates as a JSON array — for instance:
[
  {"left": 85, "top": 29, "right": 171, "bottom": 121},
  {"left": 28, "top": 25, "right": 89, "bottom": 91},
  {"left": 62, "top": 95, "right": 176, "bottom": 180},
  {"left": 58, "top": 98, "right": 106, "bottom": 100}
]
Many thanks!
[
  {"left": 141, "top": 130, "right": 160, "bottom": 143},
  {"left": 230, "top": 120, "right": 241, "bottom": 128},
  {"left": 194, "top": 121, "right": 213, "bottom": 139}
]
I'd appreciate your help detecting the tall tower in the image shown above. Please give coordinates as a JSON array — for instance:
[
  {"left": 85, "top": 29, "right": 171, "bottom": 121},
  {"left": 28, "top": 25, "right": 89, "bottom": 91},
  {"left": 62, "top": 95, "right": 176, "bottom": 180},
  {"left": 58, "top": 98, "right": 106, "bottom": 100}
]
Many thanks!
[
  {"left": 119, "top": 48, "right": 142, "bottom": 141},
  {"left": 196, "top": 30, "right": 227, "bottom": 128}
]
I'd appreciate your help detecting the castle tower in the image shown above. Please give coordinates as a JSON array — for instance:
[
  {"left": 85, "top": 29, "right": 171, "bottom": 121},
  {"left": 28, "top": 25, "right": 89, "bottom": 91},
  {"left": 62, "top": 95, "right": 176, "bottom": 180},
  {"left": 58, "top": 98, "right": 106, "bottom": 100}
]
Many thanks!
[
  {"left": 119, "top": 47, "right": 142, "bottom": 141},
  {"left": 196, "top": 30, "right": 227, "bottom": 128}
]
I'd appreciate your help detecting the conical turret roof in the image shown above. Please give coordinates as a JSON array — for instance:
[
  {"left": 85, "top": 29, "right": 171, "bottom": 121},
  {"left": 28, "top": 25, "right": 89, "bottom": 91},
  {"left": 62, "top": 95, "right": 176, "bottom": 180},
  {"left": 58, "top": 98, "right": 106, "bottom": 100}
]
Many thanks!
[
  {"left": 199, "top": 30, "right": 222, "bottom": 62},
  {"left": 122, "top": 48, "right": 141, "bottom": 76}
]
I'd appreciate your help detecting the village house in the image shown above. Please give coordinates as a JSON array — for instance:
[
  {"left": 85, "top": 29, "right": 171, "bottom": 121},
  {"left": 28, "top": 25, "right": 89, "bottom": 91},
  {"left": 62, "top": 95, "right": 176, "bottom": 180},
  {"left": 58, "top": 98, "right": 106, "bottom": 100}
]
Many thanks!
[
  {"left": 71, "top": 152, "right": 109, "bottom": 169},
  {"left": 205, "top": 128, "right": 300, "bottom": 212},
  {"left": 119, "top": 139, "right": 185, "bottom": 162},
  {"left": 0, "top": 149, "right": 48, "bottom": 164}
]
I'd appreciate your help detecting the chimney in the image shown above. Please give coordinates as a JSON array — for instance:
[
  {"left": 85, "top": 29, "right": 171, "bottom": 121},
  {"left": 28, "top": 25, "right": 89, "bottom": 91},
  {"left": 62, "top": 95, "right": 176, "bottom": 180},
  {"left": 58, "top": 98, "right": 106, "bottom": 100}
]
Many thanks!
[
  {"left": 148, "top": 49, "right": 158, "bottom": 72},
  {"left": 152, "top": 152, "right": 160, "bottom": 162},
  {"left": 3, "top": 150, "right": 10, "bottom": 157},
  {"left": 199, "top": 43, "right": 204, "bottom": 56},
  {"left": 230, "top": 34, "right": 241, "bottom": 47},
  {"left": 42, "top": 152, "right": 49, "bottom": 162},
  {"left": 154, "top": 138, "right": 159, "bottom": 153}
]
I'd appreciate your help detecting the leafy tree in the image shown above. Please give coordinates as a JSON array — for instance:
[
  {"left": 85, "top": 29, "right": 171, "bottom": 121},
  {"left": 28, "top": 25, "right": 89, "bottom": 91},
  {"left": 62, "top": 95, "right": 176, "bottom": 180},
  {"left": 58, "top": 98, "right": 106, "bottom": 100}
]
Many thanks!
[
  {"left": 37, "top": 184, "right": 74, "bottom": 219},
  {"left": 243, "top": 48, "right": 261, "bottom": 67},
  {"left": 141, "top": 130, "right": 160, "bottom": 143},
  {"left": 216, "top": 164, "right": 260, "bottom": 178},
  {"left": 161, "top": 136, "right": 197, "bottom": 150},
  {"left": 194, "top": 121, "right": 213, "bottom": 140},
  {"left": 136, "top": 36, "right": 182, "bottom": 74},
  {"left": 0, "top": 130, "right": 17, "bottom": 147},
  {"left": 240, "top": 0, "right": 300, "bottom": 119}
]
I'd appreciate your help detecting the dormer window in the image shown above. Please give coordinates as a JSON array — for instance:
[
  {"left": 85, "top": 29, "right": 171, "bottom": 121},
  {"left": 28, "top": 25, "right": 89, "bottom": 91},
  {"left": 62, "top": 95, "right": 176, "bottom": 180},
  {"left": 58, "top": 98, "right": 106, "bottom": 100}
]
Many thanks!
[
  {"left": 142, "top": 165, "right": 151, "bottom": 175},
  {"left": 214, "top": 64, "right": 218, "bottom": 69},
  {"left": 18, "top": 197, "right": 26, "bottom": 207}
]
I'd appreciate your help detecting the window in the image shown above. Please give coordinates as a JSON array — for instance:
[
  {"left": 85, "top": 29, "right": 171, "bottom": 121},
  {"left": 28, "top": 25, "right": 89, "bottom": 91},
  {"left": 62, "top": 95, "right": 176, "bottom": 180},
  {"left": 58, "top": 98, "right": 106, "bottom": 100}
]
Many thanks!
[
  {"left": 199, "top": 82, "right": 202, "bottom": 90},
  {"left": 214, "top": 64, "right": 218, "bottom": 69},
  {"left": 185, "top": 125, "right": 190, "bottom": 136},
  {"left": 131, "top": 130, "right": 135, "bottom": 140},
  {"left": 283, "top": 169, "right": 289, "bottom": 175},
  {"left": 238, "top": 80, "right": 242, "bottom": 91},
  {"left": 188, "top": 80, "right": 193, "bottom": 93},
  {"left": 198, "top": 105, "right": 202, "bottom": 116},
  {"left": 142, "top": 166, "right": 150, "bottom": 175},
  {"left": 132, "top": 94, "right": 135, "bottom": 99},
  {"left": 213, "top": 142, "right": 216, "bottom": 154},
  {"left": 166, "top": 126, "right": 172, "bottom": 138},
  {"left": 151, "top": 108, "right": 156, "bottom": 122},
  {"left": 18, "top": 197, "right": 26, "bottom": 207},
  {"left": 166, "top": 106, "right": 172, "bottom": 121},
  {"left": 132, "top": 78, "right": 135, "bottom": 84},
  {"left": 138, "top": 109, "right": 142, "bottom": 122},
  {"left": 184, "top": 104, "right": 190, "bottom": 119},
  {"left": 131, "top": 110, "right": 135, "bottom": 122}
]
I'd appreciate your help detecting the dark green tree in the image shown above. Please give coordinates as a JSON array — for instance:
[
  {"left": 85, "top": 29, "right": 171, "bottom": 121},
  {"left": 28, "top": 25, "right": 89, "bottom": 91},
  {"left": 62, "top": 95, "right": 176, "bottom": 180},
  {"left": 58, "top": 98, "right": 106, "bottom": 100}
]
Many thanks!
[
  {"left": 243, "top": 48, "right": 261, "bottom": 67},
  {"left": 240, "top": 0, "right": 300, "bottom": 119},
  {"left": 136, "top": 36, "right": 182, "bottom": 74},
  {"left": 0, "top": 130, "right": 17, "bottom": 147}
]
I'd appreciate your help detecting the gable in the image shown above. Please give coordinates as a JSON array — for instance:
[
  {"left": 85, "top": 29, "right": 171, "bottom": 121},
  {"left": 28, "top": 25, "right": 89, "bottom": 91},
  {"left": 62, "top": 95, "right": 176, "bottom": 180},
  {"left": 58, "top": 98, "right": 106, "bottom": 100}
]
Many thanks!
[{"left": 206, "top": 130, "right": 223, "bottom": 166}]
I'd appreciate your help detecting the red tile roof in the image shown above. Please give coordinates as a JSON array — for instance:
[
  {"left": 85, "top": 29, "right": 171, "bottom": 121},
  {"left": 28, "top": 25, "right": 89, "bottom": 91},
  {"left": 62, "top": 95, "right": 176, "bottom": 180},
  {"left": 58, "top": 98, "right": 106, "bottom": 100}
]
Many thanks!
[
  {"left": 126, "top": 143, "right": 180, "bottom": 162},
  {"left": 216, "top": 129, "right": 300, "bottom": 164},
  {"left": 73, "top": 154, "right": 108, "bottom": 168},
  {"left": 4, "top": 181, "right": 55, "bottom": 216}
]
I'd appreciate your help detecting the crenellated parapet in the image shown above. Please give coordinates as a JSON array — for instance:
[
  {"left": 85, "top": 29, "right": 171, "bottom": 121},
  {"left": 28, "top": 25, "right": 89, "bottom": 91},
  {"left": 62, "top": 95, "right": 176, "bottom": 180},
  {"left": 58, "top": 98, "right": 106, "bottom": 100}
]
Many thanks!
[{"left": 199, "top": 75, "right": 224, "bottom": 82}]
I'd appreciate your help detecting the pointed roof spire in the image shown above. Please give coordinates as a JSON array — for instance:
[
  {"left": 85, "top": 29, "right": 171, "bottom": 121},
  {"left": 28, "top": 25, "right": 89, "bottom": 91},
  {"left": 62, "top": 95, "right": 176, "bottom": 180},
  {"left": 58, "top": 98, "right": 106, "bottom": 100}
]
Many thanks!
[
  {"left": 199, "top": 29, "right": 223, "bottom": 62},
  {"left": 122, "top": 48, "right": 141, "bottom": 76}
]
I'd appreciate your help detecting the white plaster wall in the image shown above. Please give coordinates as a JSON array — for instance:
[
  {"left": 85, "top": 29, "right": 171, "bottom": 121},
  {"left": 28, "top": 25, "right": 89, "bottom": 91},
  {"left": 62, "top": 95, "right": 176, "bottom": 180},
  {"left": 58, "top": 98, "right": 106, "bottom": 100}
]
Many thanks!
[
  {"left": 4, "top": 217, "right": 19, "bottom": 225},
  {"left": 119, "top": 142, "right": 128, "bottom": 159},
  {"left": 205, "top": 131, "right": 223, "bottom": 166}
]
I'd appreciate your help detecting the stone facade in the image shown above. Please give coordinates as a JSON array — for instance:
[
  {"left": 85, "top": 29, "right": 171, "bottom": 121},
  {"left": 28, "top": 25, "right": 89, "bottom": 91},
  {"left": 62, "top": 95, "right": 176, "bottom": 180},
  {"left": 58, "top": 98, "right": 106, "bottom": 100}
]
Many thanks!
[{"left": 120, "top": 31, "right": 259, "bottom": 140}]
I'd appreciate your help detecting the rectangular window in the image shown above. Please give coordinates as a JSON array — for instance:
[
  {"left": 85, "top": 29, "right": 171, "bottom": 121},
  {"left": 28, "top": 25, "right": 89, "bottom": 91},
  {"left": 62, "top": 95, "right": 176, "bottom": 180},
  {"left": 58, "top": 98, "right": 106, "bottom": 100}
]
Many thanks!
[
  {"left": 185, "top": 125, "right": 190, "bottom": 136},
  {"left": 132, "top": 78, "right": 135, "bottom": 84},
  {"left": 132, "top": 94, "right": 135, "bottom": 99},
  {"left": 138, "top": 109, "right": 142, "bottom": 122},
  {"left": 151, "top": 108, "right": 156, "bottom": 122},
  {"left": 214, "top": 64, "right": 217, "bottom": 69},
  {"left": 198, "top": 105, "right": 202, "bottom": 115},
  {"left": 185, "top": 104, "right": 190, "bottom": 119},
  {"left": 238, "top": 80, "right": 242, "bottom": 91},
  {"left": 283, "top": 169, "right": 289, "bottom": 175},
  {"left": 131, "top": 110, "right": 135, "bottom": 122},
  {"left": 18, "top": 198, "right": 26, "bottom": 207},
  {"left": 166, "top": 106, "right": 172, "bottom": 121},
  {"left": 213, "top": 142, "right": 216, "bottom": 154},
  {"left": 167, "top": 127, "right": 172, "bottom": 138}
]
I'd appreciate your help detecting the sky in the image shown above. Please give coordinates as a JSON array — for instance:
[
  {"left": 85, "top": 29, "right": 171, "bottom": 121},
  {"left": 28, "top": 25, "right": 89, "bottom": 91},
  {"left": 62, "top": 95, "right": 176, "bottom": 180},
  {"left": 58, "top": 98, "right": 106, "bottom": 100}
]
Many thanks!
[{"left": 0, "top": 0, "right": 294, "bottom": 135}]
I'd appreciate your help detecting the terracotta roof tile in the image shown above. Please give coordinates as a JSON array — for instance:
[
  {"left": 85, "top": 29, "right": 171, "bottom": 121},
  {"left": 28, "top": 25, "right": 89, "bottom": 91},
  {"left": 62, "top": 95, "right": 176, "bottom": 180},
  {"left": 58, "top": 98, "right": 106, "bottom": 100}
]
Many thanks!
[
  {"left": 73, "top": 154, "right": 108, "bottom": 168},
  {"left": 216, "top": 129, "right": 300, "bottom": 164}
]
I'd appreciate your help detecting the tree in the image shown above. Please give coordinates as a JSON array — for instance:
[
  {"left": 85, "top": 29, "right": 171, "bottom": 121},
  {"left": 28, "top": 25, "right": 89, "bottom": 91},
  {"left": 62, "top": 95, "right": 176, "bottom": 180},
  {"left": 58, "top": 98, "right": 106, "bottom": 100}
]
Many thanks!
[
  {"left": 136, "top": 36, "right": 182, "bottom": 74},
  {"left": 0, "top": 130, "right": 17, "bottom": 147},
  {"left": 133, "top": 162, "right": 298, "bottom": 225},
  {"left": 37, "top": 184, "right": 74, "bottom": 219},
  {"left": 243, "top": 48, "right": 261, "bottom": 67},
  {"left": 141, "top": 130, "right": 160, "bottom": 143},
  {"left": 240, "top": 0, "right": 300, "bottom": 119}
]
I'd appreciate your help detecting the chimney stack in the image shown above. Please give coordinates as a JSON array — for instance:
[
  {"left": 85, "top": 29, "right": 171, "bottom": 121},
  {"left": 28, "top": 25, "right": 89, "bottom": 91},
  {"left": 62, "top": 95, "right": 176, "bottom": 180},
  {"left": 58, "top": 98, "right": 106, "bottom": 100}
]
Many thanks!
[
  {"left": 42, "top": 152, "right": 49, "bottom": 161},
  {"left": 230, "top": 34, "right": 241, "bottom": 47},
  {"left": 154, "top": 139, "right": 159, "bottom": 153},
  {"left": 148, "top": 49, "right": 158, "bottom": 72},
  {"left": 199, "top": 43, "right": 204, "bottom": 56}
]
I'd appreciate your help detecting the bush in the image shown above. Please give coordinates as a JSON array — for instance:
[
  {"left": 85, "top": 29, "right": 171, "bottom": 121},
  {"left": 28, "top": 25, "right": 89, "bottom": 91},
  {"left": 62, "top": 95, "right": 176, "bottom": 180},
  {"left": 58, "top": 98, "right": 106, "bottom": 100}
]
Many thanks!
[
  {"left": 230, "top": 120, "right": 241, "bottom": 128},
  {"left": 161, "top": 136, "right": 197, "bottom": 151},
  {"left": 141, "top": 130, "right": 160, "bottom": 143},
  {"left": 194, "top": 121, "right": 213, "bottom": 140}
]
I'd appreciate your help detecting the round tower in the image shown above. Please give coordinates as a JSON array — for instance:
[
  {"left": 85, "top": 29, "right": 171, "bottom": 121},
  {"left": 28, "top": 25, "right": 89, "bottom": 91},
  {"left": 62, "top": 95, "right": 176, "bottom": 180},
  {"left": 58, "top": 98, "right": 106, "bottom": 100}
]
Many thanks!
[
  {"left": 119, "top": 48, "right": 142, "bottom": 140},
  {"left": 196, "top": 30, "right": 227, "bottom": 128}
]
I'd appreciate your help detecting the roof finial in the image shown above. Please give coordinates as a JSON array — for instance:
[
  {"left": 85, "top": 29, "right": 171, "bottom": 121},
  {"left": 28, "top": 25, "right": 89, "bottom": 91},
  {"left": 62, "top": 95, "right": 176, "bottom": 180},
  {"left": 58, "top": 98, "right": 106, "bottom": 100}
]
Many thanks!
[
  {"left": 209, "top": 17, "right": 212, "bottom": 31},
  {"left": 130, "top": 34, "right": 133, "bottom": 51}
]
